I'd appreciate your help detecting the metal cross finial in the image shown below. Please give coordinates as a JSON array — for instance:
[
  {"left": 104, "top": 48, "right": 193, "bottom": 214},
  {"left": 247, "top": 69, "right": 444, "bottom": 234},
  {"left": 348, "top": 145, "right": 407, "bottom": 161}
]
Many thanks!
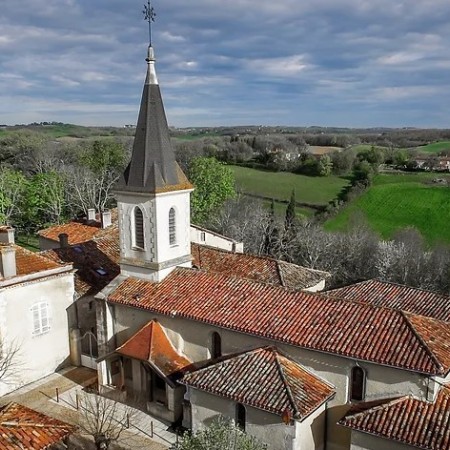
[{"left": 143, "top": 0, "right": 156, "bottom": 46}]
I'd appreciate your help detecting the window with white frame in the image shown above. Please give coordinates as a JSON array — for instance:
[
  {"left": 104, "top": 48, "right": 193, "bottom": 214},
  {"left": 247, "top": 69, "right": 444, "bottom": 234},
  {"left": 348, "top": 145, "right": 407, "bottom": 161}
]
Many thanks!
[
  {"left": 169, "top": 207, "right": 177, "bottom": 245},
  {"left": 31, "top": 302, "right": 50, "bottom": 335}
]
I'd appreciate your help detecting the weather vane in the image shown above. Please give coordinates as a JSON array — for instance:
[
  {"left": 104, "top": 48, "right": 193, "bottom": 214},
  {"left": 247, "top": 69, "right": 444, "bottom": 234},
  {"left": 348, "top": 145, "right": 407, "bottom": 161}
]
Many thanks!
[{"left": 143, "top": 1, "right": 156, "bottom": 46}]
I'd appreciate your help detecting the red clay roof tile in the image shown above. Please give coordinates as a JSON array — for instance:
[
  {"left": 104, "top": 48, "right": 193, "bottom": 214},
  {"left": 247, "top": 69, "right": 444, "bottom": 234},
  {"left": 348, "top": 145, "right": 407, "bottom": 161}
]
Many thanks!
[
  {"left": 0, "top": 402, "right": 75, "bottom": 449},
  {"left": 182, "top": 346, "right": 335, "bottom": 419},
  {"left": 115, "top": 320, "right": 191, "bottom": 377},
  {"left": 107, "top": 268, "right": 450, "bottom": 376},
  {"left": 339, "top": 385, "right": 450, "bottom": 450},
  {"left": 326, "top": 279, "right": 450, "bottom": 321},
  {"left": 191, "top": 243, "right": 329, "bottom": 290}
]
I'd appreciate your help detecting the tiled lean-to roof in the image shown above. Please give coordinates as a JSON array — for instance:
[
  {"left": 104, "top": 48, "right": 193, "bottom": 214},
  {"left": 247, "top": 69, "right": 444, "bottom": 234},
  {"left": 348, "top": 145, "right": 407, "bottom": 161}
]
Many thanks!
[
  {"left": 115, "top": 320, "right": 191, "bottom": 378},
  {"left": 0, "top": 244, "right": 64, "bottom": 282},
  {"left": 191, "top": 243, "right": 329, "bottom": 290},
  {"left": 181, "top": 346, "right": 335, "bottom": 420},
  {"left": 326, "top": 279, "right": 450, "bottom": 321},
  {"left": 107, "top": 268, "right": 450, "bottom": 376},
  {"left": 339, "top": 385, "right": 450, "bottom": 450},
  {"left": 38, "top": 221, "right": 101, "bottom": 245},
  {"left": 0, "top": 402, "right": 75, "bottom": 449}
]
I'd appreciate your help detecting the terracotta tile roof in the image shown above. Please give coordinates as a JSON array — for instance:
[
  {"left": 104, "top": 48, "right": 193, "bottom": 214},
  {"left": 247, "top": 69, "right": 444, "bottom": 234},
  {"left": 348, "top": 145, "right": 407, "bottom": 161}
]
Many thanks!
[
  {"left": 191, "top": 243, "right": 329, "bottom": 290},
  {"left": 38, "top": 221, "right": 101, "bottom": 245},
  {"left": 0, "top": 244, "right": 63, "bottom": 281},
  {"left": 40, "top": 237, "right": 119, "bottom": 298},
  {"left": 0, "top": 402, "right": 74, "bottom": 449},
  {"left": 38, "top": 209, "right": 118, "bottom": 246},
  {"left": 182, "top": 346, "right": 335, "bottom": 420},
  {"left": 326, "top": 279, "right": 450, "bottom": 321},
  {"left": 115, "top": 320, "right": 191, "bottom": 377},
  {"left": 339, "top": 385, "right": 450, "bottom": 450},
  {"left": 107, "top": 268, "right": 450, "bottom": 375}
]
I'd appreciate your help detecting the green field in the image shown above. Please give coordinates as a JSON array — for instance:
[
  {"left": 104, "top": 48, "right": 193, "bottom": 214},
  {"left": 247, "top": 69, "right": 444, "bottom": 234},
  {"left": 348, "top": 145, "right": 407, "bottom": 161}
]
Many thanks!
[
  {"left": 416, "top": 141, "right": 450, "bottom": 154},
  {"left": 325, "top": 173, "right": 450, "bottom": 244},
  {"left": 230, "top": 165, "right": 350, "bottom": 205}
]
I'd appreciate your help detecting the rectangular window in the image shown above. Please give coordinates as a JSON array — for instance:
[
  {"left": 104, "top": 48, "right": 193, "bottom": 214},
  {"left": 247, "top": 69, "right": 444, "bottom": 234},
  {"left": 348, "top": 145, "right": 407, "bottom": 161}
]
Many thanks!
[
  {"left": 31, "top": 302, "right": 51, "bottom": 335},
  {"left": 200, "top": 231, "right": 206, "bottom": 242}
]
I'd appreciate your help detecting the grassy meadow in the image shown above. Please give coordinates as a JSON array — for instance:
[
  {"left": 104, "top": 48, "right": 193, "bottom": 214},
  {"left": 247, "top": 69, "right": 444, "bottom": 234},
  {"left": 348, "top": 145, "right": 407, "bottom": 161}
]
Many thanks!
[
  {"left": 325, "top": 173, "right": 450, "bottom": 244},
  {"left": 416, "top": 141, "right": 450, "bottom": 154},
  {"left": 230, "top": 165, "right": 350, "bottom": 206}
]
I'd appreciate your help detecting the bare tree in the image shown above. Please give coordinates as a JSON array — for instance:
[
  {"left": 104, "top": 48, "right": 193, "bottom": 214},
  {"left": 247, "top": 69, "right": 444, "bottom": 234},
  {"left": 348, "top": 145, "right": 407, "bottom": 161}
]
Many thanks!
[
  {"left": 76, "top": 391, "right": 134, "bottom": 450},
  {"left": 0, "top": 338, "right": 22, "bottom": 388}
]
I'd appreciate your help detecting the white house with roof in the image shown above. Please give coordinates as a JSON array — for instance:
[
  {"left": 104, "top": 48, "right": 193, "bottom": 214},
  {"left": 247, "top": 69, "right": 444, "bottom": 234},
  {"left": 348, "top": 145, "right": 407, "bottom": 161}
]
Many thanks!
[{"left": 0, "top": 227, "right": 74, "bottom": 396}]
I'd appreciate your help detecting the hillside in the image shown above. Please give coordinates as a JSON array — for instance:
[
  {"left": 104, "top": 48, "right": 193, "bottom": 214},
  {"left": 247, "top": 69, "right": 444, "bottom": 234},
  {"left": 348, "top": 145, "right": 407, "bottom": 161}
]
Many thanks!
[{"left": 325, "top": 173, "right": 450, "bottom": 244}]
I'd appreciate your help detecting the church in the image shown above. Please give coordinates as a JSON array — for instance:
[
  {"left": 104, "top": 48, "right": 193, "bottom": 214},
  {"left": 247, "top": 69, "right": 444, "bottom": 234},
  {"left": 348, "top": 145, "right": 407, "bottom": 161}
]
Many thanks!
[{"left": 34, "top": 28, "right": 450, "bottom": 450}]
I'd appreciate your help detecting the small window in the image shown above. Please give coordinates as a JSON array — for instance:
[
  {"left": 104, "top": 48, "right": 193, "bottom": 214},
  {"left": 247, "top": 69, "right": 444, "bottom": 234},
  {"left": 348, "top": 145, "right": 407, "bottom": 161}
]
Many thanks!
[
  {"left": 31, "top": 302, "right": 50, "bottom": 335},
  {"left": 211, "top": 332, "right": 222, "bottom": 359},
  {"left": 169, "top": 208, "right": 176, "bottom": 245},
  {"left": 134, "top": 207, "right": 145, "bottom": 249},
  {"left": 200, "top": 231, "right": 206, "bottom": 242},
  {"left": 236, "top": 403, "right": 246, "bottom": 431},
  {"left": 350, "top": 366, "right": 366, "bottom": 401},
  {"left": 124, "top": 358, "right": 133, "bottom": 381}
]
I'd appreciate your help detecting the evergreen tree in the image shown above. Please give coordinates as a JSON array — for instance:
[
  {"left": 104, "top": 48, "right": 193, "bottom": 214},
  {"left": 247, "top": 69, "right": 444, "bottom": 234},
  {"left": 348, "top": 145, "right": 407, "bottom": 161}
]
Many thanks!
[{"left": 285, "top": 189, "right": 296, "bottom": 231}]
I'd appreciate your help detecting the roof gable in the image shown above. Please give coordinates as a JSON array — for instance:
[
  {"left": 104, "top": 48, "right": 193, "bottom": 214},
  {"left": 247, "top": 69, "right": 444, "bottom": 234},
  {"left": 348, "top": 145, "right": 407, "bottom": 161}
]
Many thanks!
[
  {"left": 107, "top": 268, "right": 450, "bottom": 375},
  {"left": 182, "top": 347, "right": 335, "bottom": 419}
]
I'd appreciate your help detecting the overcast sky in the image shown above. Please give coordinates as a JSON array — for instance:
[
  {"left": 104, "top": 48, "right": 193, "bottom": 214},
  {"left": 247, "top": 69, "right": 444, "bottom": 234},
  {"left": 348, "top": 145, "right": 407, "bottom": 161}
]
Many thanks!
[{"left": 1, "top": 0, "right": 450, "bottom": 128}]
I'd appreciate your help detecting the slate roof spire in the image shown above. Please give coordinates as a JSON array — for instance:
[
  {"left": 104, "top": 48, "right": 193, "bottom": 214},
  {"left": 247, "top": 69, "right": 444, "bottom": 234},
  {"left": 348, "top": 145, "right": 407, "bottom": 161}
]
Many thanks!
[{"left": 116, "top": 44, "right": 192, "bottom": 194}]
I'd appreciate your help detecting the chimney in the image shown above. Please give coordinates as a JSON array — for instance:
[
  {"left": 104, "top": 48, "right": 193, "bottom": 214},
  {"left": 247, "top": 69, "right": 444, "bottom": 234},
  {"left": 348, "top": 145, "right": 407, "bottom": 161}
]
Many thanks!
[
  {"left": 0, "top": 227, "right": 15, "bottom": 244},
  {"left": 101, "top": 210, "right": 112, "bottom": 229},
  {"left": 0, "top": 246, "right": 16, "bottom": 278},
  {"left": 59, "top": 233, "right": 69, "bottom": 248},
  {"left": 87, "top": 208, "right": 96, "bottom": 222}
]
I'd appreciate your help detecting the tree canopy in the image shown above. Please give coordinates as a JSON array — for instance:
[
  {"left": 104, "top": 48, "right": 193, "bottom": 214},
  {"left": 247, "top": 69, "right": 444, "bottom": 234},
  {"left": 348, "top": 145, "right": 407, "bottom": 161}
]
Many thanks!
[
  {"left": 173, "top": 418, "right": 267, "bottom": 450},
  {"left": 188, "top": 156, "right": 236, "bottom": 224}
]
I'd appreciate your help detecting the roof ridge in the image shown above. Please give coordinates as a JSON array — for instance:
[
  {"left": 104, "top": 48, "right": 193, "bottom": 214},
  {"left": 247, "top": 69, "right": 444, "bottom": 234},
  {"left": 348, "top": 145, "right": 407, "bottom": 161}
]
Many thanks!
[
  {"left": 273, "top": 350, "right": 299, "bottom": 417},
  {"left": 276, "top": 261, "right": 286, "bottom": 287},
  {"left": 401, "top": 311, "right": 445, "bottom": 374}
]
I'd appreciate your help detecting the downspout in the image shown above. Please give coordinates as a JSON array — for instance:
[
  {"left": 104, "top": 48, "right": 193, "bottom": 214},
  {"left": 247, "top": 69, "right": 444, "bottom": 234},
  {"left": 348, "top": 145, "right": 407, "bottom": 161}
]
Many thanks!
[{"left": 324, "top": 401, "right": 328, "bottom": 450}]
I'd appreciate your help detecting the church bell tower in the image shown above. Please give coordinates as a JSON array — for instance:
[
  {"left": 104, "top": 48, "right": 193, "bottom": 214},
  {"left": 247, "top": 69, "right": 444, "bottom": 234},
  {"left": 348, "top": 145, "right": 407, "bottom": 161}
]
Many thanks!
[{"left": 114, "top": 15, "right": 193, "bottom": 282}]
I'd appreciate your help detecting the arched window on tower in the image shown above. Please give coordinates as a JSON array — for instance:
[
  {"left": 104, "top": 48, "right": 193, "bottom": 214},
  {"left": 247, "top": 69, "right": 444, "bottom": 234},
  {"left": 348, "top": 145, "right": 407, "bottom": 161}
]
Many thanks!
[
  {"left": 169, "top": 207, "right": 176, "bottom": 245},
  {"left": 133, "top": 207, "right": 145, "bottom": 249},
  {"left": 210, "top": 332, "right": 222, "bottom": 359},
  {"left": 350, "top": 366, "right": 366, "bottom": 401},
  {"left": 236, "top": 403, "right": 246, "bottom": 431}
]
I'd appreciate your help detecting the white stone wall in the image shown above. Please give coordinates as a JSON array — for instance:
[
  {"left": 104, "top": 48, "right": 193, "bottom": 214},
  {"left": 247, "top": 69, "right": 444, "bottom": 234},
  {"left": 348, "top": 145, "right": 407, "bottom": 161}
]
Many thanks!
[
  {"left": 293, "top": 404, "right": 327, "bottom": 450},
  {"left": 350, "top": 430, "right": 415, "bottom": 450},
  {"left": 190, "top": 226, "right": 244, "bottom": 253},
  {"left": 117, "top": 189, "right": 192, "bottom": 281},
  {"left": 189, "top": 389, "right": 296, "bottom": 450},
  {"left": 0, "top": 273, "right": 74, "bottom": 396}
]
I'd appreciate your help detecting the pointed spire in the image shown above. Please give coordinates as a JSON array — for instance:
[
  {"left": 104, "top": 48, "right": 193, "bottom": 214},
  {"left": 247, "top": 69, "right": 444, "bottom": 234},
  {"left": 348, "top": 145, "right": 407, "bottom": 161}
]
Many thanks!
[{"left": 116, "top": 45, "right": 192, "bottom": 194}]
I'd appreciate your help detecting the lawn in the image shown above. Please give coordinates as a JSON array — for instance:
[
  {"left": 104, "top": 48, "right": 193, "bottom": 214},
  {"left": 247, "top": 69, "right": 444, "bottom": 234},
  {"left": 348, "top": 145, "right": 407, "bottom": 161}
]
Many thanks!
[
  {"left": 416, "top": 141, "right": 450, "bottom": 154},
  {"left": 325, "top": 173, "right": 450, "bottom": 244},
  {"left": 229, "top": 165, "right": 350, "bottom": 206}
]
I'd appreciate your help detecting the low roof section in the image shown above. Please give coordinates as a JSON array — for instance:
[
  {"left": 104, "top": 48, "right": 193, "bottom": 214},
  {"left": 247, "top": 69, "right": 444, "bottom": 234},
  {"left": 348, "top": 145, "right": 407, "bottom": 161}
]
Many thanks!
[
  {"left": 101, "top": 320, "right": 192, "bottom": 386},
  {"left": 0, "top": 402, "right": 75, "bottom": 449},
  {"left": 181, "top": 346, "right": 335, "bottom": 421},
  {"left": 326, "top": 279, "right": 450, "bottom": 322},
  {"left": 192, "top": 242, "right": 330, "bottom": 290},
  {"left": 339, "top": 384, "right": 450, "bottom": 450},
  {"left": 106, "top": 268, "right": 450, "bottom": 377}
]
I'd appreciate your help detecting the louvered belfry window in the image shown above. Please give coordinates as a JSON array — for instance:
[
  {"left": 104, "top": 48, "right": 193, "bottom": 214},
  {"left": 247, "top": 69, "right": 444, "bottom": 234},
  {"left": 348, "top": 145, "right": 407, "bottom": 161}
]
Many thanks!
[
  {"left": 134, "top": 207, "right": 145, "bottom": 249},
  {"left": 169, "top": 207, "right": 176, "bottom": 245}
]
